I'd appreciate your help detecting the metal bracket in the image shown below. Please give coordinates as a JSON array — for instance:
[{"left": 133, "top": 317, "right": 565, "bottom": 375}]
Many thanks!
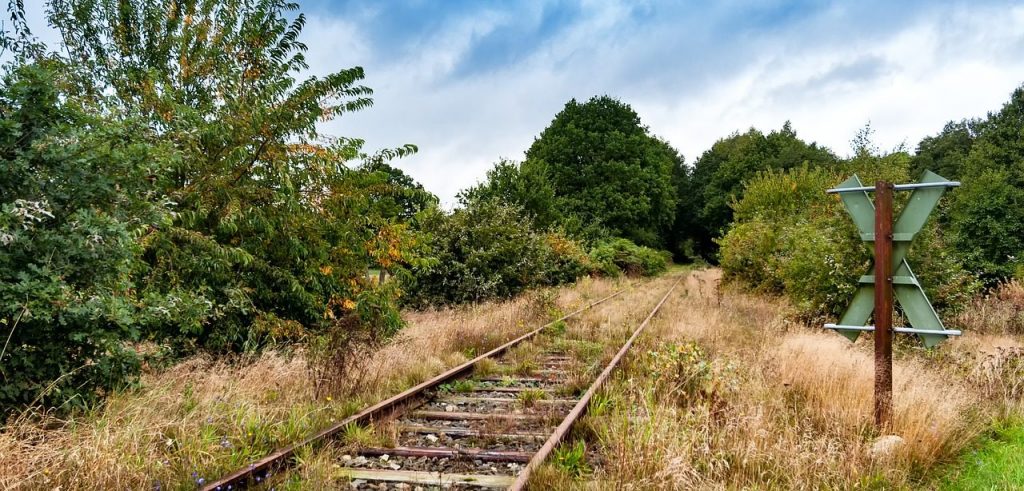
[{"left": 824, "top": 324, "right": 962, "bottom": 336}]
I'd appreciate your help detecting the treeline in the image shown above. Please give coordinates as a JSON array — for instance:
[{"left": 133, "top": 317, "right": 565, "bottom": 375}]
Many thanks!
[
  {"left": 2, "top": 0, "right": 1022, "bottom": 414},
  {"left": 404, "top": 96, "right": 675, "bottom": 307},
  {"left": 715, "top": 88, "right": 1024, "bottom": 321}
]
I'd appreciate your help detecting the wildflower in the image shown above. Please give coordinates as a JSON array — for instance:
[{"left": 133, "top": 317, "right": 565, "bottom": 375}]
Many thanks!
[{"left": 326, "top": 396, "right": 332, "bottom": 402}]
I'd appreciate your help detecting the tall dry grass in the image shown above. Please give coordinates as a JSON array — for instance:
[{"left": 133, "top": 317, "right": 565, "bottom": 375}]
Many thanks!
[
  {"left": 6, "top": 269, "right": 1011, "bottom": 490},
  {"left": 954, "top": 279, "right": 1024, "bottom": 335},
  {"left": 0, "top": 275, "right": 626, "bottom": 490},
  {"left": 554, "top": 268, "right": 1017, "bottom": 490}
]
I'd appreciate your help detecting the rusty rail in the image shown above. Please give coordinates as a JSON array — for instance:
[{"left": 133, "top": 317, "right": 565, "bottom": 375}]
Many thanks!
[
  {"left": 510, "top": 276, "right": 681, "bottom": 490},
  {"left": 201, "top": 288, "right": 624, "bottom": 491}
]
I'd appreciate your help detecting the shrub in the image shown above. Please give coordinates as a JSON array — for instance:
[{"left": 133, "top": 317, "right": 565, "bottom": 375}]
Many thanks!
[
  {"left": 540, "top": 231, "right": 591, "bottom": 285},
  {"left": 719, "top": 163, "right": 978, "bottom": 321},
  {"left": 46, "top": 0, "right": 423, "bottom": 356},
  {"left": 0, "top": 64, "right": 172, "bottom": 411},
  {"left": 404, "top": 199, "right": 589, "bottom": 306},
  {"left": 588, "top": 238, "right": 670, "bottom": 277}
]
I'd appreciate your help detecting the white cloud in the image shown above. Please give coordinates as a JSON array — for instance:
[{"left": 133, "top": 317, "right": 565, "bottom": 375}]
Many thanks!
[
  {"left": 10, "top": 1, "right": 1024, "bottom": 204},
  {"left": 307, "top": 2, "right": 1024, "bottom": 205}
]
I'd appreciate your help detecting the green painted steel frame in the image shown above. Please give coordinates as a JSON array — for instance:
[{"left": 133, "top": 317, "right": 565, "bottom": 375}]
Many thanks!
[{"left": 832, "top": 170, "right": 955, "bottom": 348}]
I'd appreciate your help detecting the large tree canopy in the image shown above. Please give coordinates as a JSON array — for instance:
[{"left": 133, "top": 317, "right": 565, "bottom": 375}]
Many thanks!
[
  {"left": 946, "top": 85, "right": 1024, "bottom": 281},
  {"left": 45, "top": 0, "right": 421, "bottom": 352},
  {"left": 909, "top": 119, "right": 980, "bottom": 180},
  {"left": 521, "top": 96, "right": 681, "bottom": 248},
  {"left": 459, "top": 159, "right": 561, "bottom": 229},
  {"left": 687, "top": 123, "right": 838, "bottom": 258}
]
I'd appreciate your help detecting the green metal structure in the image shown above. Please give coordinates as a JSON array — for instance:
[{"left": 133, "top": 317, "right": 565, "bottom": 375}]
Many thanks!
[{"left": 824, "top": 170, "right": 960, "bottom": 348}]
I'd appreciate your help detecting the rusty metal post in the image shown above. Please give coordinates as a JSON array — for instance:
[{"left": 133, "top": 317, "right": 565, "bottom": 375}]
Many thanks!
[{"left": 873, "top": 180, "right": 894, "bottom": 430}]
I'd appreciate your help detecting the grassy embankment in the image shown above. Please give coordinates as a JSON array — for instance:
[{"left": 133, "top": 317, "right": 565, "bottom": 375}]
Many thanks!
[{"left": 530, "top": 270, "right": 1024, "bottom": 490}]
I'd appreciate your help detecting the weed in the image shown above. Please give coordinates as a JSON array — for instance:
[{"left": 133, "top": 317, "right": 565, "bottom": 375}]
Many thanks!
[
  {"left": 179, "top": 383, "right": 198, "bottom": 415},
  {"left": 552, "top": 441, "right": 591, "bottom": 478},
  {"left": 513, "top": 359, "right": 538, "bottom": 376},
  {"left": 517, "top": 388, "right": 549, "bottom": 408},
  {"left": 588, "top": 390, "right": 615, "bottom": 417},
  {"left": 474, "top": 358, "right": 499, "bottom": 377},
  {"left": 340, "top": 423, "right": 376, "bottom": 448},
  {"left": 451, "top": 379, "right": 477, "bottom": 394}
]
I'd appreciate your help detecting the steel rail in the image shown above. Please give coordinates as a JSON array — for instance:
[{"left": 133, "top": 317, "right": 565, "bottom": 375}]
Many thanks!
[
  {"left": 509, "top": 276, "right": 682, "bottom": 490},
  {"left": 201, "top": 288, "right": 625, "bottom": 491}
]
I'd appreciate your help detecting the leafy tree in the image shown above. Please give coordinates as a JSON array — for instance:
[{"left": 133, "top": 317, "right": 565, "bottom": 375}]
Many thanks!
[
  {"left": 359, "top": 160, "right": 437, "bottom": 222},
  {"left": 458, "top": 159, "right": 561, "bottom": 228},
  {"left": 0, "top": 62, "right": 173, "bottom": 410},
  {"left": 946, "top": 85, "right": 1024, "bottom": 281},
  {"left": 689, "top": 122, "right": 838, "bottom": 259},
  {"left": 47, "top": 0, "right": 420, "bottom": 351},
  {"left": 909, "top": 120, "right": 979, "bottom": 180},
  {"left": 522, "top": 96, "right": 680, "bottom": 248}
]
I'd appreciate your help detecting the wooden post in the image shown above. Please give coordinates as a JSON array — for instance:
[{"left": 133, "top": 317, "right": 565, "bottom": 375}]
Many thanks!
[{"left": 873, "top": 180, "right": 894, "bottom": 430}]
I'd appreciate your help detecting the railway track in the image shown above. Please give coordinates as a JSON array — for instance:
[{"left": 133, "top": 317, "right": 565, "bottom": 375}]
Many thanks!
[{"left": 203, "top": 277, "right": 681, "bottom": 490}]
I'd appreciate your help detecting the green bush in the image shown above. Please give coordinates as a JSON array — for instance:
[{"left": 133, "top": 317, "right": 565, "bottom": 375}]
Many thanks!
[
  {"left": 0, "top": 63, "right": 172, "bottom": 411},
  {"left": 718, "top": 163, "right": 978, "bottom": 321},
  {"left": 404, "top": 199, "right": 589, "bottom": 306},
  {"left": 540, "top": 231, "right": 591, "bottom": 285},
  {"left": 588, "top": 238, "right": 670, "bottom": 277},
  {"left": 45, "top": 0, "right": 425, "bottom": 355}
]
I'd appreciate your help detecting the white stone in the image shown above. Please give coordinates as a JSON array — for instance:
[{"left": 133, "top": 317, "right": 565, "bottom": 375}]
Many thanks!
[
  {"left": 425, "top": 434, "right": 439, "bottom": 443},
  {"left": 870, "top": 435, "right": 906, "bottom": 460}
]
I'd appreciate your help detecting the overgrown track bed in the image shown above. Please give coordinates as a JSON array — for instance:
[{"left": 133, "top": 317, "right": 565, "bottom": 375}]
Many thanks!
[{"left": 201, "top": 276, "right": 681, "bottom": 490}]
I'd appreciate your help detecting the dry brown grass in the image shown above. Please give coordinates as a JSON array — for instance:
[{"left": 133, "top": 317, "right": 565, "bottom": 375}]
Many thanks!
[
  {"left": 550, "top": 268, "right": 1019, "bottom": 490},
  {"left": 7, "top": 269, "right": 1011, "bottom": 490},
  {"left": 0, "top": 275, "right": 627, "bottom": 490},
  {"left": 954, "top": 279, "right": 1024, "bottom": 335}
]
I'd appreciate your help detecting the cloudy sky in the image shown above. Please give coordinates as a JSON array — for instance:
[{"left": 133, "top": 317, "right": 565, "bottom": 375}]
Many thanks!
[{"left": 19, "top": 1, "right": 1024, "bottom": 204}]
